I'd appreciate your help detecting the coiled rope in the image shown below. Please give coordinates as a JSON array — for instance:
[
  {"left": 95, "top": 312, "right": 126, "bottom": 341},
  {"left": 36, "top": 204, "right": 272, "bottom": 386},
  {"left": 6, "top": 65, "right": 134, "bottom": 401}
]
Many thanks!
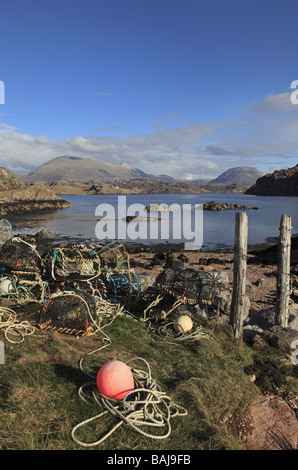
[
  {"left": 71, "top": 357, "right": 187, "bottom": 447},
  {"left": 0, "top": 306, "right": 36, "bottom": 343},
  {"left": 157, "top": 321, "right": 213, "bottom": 343}
]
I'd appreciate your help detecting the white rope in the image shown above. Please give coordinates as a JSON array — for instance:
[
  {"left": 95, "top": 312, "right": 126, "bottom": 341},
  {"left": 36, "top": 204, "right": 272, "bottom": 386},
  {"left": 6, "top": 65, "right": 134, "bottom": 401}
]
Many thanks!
[
  {"left": 0, "top": 306, "right": 36, "bottom": 343},
  {"left": 71, "top": 357, "right": 187, "bottom": 447},
  {"left": 11, "top": 236, "right": 41, "bottom": 259}
]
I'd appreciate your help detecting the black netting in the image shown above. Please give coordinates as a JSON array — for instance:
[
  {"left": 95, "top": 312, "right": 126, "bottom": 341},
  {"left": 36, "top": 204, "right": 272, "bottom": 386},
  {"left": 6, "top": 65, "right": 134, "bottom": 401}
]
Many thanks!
[
  {"left": 0, "top": 237, "right": 41, "bottom": 272},
  {"left": 41, "top": 241, "right": 130, "bottom": 281},
  {"left": 39, "top": 291, "right": 98, "bottom": 336},
  {"left": 156, "top": 267, "right": 229, "bottom": 305}
]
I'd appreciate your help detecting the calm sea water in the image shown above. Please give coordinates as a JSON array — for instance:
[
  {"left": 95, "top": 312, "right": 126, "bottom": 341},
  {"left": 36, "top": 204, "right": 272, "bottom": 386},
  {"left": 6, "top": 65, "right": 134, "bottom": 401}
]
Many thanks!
[{"left": 7, "top": 193, "right": 298, "bottom": 251}]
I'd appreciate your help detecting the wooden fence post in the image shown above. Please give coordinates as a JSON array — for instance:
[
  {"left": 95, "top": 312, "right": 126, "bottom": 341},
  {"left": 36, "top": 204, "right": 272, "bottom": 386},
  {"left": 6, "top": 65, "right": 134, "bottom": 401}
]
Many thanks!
[
  {"left": 276, "top": 214, "right": 291, "bottom": 327},
  {"left": 230, "top": 212, "right": 248, "bottom": 341}
]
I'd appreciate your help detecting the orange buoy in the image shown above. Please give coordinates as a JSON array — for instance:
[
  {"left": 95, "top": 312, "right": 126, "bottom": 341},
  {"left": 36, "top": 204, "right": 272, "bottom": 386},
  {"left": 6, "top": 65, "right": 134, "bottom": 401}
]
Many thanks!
[{"left": 96, "top": 360, "right": 135, "bottom": 400}]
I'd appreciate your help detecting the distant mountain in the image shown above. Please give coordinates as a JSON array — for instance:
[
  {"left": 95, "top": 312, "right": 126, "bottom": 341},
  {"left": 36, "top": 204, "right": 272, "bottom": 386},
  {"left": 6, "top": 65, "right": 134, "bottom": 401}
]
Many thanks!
[
  {"left": 211, "top": 166, "right": 263, "bottom": 186},
  {"left": 245, "top": 163, "right": 298, "bottom": 196},
  {"left": 22, "top": 156, "right": 149, "bottom": 182},
  {"left": 22, "top": 156, "right": 176, "bottom": 183},
  {"left": 19, "top": 157, "right": 265, "bottom": 192}
]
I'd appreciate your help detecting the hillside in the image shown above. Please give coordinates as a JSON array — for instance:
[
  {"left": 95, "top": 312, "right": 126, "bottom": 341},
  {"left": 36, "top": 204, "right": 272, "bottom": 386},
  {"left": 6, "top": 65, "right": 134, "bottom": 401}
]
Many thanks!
[
  {"left": 23, "top": 156, "right": 156, "bottom": 182},
  {"left": 103, "top": 177, "right": 248, "bottom": 194},
  {"left": 211, "top": 167, "right": 263, "bottom": 186},
  {"left": 246, "top": 164, "right": 298, "bottom": 196},
  {"left": 46, "top": 179, "right": 143, "bottom": 195}
]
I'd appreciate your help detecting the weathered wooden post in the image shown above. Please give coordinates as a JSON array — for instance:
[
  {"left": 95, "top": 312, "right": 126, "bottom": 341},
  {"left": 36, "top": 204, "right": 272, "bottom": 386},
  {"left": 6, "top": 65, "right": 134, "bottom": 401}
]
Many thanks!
[
  {"left": 276, "top": 214, "right": 291, "bottom": 327},
  {"left": 230, "top": 212, "right": 248, "bottom": 341}
]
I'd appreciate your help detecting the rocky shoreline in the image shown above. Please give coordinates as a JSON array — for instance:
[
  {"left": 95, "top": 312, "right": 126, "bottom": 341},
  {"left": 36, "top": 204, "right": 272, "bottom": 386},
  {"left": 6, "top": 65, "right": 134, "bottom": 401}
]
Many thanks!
[
  {"left": 0, "top": 168, "right": 71, "bottom": 216},
  {"left": 0, "top": 198, "right": 71, "bottom": 216},
  {"left": 41, "top": 177, "right": 249, "bottom": 195}
]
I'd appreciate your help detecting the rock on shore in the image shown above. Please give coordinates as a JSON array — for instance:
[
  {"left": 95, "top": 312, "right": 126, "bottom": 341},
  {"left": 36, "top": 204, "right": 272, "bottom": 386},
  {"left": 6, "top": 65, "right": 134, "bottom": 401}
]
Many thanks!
[{"left": 0, "top": 167, "right": 71, "bottom": 215}]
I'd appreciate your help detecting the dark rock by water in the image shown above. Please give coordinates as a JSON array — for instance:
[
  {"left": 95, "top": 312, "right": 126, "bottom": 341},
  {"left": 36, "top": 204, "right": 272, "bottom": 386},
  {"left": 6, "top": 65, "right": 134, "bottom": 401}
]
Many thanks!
[{"left": 245, "top": 163, "right": 298, "bottom": 196}]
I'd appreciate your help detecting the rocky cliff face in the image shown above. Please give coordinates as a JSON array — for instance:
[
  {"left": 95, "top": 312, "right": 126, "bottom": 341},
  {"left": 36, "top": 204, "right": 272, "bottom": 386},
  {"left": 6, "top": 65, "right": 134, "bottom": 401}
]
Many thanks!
[
  {"left": 0, "top": 167, "right": 25, "bottom": 191},
  {"left": 245, "top": 164, "right": 298, "bottom": 196},
  {"left": 0, "top": 167, "right": 71, "bottom": 215}
]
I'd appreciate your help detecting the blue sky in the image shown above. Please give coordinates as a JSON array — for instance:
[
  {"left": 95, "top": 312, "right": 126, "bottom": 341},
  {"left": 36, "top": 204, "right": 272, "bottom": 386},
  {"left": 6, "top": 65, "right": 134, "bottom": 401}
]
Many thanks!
[{"left": 1, "top": 0, "right": 298, "bottom": 179}]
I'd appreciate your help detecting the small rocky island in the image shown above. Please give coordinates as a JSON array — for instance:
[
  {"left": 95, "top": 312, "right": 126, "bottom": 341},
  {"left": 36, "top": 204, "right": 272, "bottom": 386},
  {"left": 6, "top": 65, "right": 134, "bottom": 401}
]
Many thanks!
[{"left": 202, "top": 201, "right": 258, "bottom": 211}]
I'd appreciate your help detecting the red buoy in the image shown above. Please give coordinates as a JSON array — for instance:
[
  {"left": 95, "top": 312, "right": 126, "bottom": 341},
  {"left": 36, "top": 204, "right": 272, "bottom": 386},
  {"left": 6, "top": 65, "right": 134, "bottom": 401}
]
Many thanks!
[{"left": 96, "top": 360, "right": 135, "bottom": 400}]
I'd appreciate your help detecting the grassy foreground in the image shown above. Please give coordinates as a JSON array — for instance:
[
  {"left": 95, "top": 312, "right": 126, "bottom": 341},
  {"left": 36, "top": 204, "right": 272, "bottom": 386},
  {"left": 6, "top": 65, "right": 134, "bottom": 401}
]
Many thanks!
[{"left": 0, "top": 301, "right": 296, "bottom": 451}]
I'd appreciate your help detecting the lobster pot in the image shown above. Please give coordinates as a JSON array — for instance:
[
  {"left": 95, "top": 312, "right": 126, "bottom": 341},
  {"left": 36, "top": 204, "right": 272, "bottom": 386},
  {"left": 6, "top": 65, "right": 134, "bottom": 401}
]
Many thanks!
[
  {"left": 107, "top": 270, "right": 143, "bottom": 299},
  {"left": 0, "top": 237, "right": 41, "bottom": 273},
  {"left": 156, "top": 267, "right": 229, "bottom": 305},
  {"left": 50, "top": 278, "right": 108, "bottom": 299},
  {"left": 96, "top": 241, "right": 130, "bottom": 273},
  {"left": 10, "top": 270, "right": 49, "bottom": 303},
  {"left": 41, "top": 244, "right": 103, "bottom": 281},
  {"left": 39, "top": 291, "right": 98, "bottom": 336}
]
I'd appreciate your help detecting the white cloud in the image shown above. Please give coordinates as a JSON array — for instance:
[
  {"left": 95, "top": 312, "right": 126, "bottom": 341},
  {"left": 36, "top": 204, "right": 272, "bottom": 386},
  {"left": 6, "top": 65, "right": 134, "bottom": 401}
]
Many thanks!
[
  {"left": 251, "top": 91, "right": 297, "bottom": 114},
  {"left": 0, "top": 123, "right": 20, "bottom": 131},
  {"left": 1, "top": 95, "right": 298, "bottom": 180}
]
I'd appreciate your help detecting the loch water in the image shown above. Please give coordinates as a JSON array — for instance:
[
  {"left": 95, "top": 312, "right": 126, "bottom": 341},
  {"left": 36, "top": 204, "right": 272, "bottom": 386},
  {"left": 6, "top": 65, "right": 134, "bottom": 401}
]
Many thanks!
[{"left": 7, "top": 193, "right": 298, "bottom": 251}]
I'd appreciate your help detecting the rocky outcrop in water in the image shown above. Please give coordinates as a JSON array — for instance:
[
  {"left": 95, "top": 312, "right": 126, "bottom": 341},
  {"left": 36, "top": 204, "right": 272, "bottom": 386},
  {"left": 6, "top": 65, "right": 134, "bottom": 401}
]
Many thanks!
[{"left": 202, "top": 201, "right": 258, "bottom": 211}]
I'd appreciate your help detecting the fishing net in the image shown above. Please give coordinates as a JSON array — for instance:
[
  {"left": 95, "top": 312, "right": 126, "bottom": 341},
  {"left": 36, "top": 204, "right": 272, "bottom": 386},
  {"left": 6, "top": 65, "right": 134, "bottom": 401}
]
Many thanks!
[
  {"left": 39, "top": 290, "right": 99, "bottom": 336},
  {"left": 156, "top": 267, "right": 229, "bottom": 306},
  {"left": 0, "top": 237, "right": 41, "bottom": 273},
  {"left": 0, "top": 219, "right": 12, "bottom": 246}
]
